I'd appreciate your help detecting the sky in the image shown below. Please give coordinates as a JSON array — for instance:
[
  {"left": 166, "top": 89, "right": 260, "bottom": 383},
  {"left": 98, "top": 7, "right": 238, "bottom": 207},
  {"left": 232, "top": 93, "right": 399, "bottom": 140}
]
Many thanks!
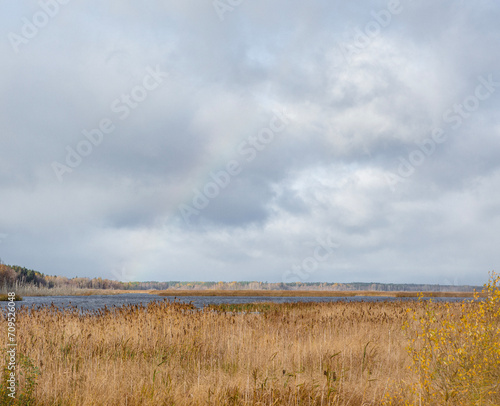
[{"left": 0, "top": 0, "right": 499, "bottom": 285}]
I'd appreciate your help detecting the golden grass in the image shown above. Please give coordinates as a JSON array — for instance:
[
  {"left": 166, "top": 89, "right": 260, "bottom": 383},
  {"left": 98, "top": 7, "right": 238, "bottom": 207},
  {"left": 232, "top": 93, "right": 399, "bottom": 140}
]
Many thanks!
[
  {"left": 155, "top": 289, "right": 479, "bottom": 298},
  {"left": 0, "top": 299, "right": 449, "bottom": 405},
  {"left": 0, "top": 276, "right": 498, "bottom": 406}
]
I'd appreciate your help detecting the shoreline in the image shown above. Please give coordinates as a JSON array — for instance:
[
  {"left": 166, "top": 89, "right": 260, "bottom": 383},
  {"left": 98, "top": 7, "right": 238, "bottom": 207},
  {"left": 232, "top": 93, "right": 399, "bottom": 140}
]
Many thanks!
[
  {"left": 1, "top": 289, "right": 154, "bottom": 297},
  {"left": 4, "top": 289, "right": 482, "bottom": 298},
  {"left": 154, "top": 289, "right": 481, "bottom": 298}
]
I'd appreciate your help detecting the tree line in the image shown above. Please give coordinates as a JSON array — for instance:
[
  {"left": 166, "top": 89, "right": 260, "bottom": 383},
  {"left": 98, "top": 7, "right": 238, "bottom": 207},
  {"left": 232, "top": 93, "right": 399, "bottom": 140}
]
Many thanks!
[{"left": 0, "top": 261, "right": 481, "bottom": 292}]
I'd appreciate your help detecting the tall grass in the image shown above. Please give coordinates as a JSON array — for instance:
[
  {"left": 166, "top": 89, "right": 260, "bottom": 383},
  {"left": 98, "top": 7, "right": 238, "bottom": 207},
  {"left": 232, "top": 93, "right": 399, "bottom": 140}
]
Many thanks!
[
  {"left": 0, "top": 275, "right": 498, "bottom": 405},
  {"left": 0, "top": 300, "right": 413, "bottom": 405}
]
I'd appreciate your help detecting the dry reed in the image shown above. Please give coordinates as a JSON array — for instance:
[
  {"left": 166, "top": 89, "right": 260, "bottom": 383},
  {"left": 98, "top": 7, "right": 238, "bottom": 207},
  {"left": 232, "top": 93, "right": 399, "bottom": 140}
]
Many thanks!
[
  {"left": 0, "top": 294, "right": 496, "bottom": 405},
  {"left": 0, "top": 299, "right": 425, "bottom": 405}
]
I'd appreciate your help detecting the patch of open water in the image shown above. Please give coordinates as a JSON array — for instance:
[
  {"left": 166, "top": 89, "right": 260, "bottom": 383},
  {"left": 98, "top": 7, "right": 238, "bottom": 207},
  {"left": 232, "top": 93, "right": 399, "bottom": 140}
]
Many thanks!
[{"left": 1, "top": 293, "right": 472, "bottom": 313}]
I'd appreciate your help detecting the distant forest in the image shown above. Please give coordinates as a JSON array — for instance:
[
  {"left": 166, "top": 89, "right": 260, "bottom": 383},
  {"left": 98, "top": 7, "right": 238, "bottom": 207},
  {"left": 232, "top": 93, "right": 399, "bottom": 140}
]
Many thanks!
[{"left": 0, "top": 261, "right": 481, "bottom": 292}]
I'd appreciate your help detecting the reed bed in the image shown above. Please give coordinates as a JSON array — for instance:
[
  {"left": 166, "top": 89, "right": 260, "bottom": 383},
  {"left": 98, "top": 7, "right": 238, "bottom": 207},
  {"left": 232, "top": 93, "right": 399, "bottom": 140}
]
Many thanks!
[
  {"left": 0, "top": 277, "right": 498, "bottom": 405},
  {"left": 0, "top": 300, "right": 440, "bottom": 405}
]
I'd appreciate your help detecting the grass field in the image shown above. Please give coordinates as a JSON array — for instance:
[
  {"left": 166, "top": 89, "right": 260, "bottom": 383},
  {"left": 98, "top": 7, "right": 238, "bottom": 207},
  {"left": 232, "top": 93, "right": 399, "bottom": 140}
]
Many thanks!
[{"left": 0, "top": 275, "right": 498, "bottom": 405}]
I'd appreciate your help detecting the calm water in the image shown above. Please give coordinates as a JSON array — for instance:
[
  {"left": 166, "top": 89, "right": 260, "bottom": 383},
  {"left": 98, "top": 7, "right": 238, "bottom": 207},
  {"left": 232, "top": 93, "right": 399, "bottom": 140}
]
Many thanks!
[{"left": 1, "top": 293, "right": 471, "bottom": 313}]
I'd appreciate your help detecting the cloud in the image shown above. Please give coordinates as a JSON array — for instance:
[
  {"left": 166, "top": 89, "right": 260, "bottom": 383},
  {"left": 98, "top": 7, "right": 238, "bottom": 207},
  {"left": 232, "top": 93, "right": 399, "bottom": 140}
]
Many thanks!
[{"left": 1, "top": 0, "right": 499, "bottom": 285}]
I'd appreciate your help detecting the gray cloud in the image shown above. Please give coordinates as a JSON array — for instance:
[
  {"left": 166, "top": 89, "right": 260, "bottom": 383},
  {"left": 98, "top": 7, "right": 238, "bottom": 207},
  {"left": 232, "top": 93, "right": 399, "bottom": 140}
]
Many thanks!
[{"left": 1, "top": 0, "right": 499, "bottom": 285}]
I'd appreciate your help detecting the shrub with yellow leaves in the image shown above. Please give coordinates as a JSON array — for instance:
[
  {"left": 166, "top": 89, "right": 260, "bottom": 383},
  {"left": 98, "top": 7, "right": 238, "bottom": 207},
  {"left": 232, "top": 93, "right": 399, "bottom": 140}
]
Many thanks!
[{"left": 384, "top": 272, "right": 500, "bottom": 405}]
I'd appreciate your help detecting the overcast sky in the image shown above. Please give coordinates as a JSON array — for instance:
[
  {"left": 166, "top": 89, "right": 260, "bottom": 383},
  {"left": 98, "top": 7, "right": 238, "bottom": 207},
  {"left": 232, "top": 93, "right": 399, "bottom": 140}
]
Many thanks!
[{"left": 1, "top": 0, "right": 499, "bottom": 285}]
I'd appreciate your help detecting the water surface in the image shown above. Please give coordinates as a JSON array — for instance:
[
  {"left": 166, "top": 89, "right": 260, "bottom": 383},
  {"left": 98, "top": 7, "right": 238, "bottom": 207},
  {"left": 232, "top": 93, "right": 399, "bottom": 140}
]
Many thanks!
[{"left": 2, "top": 293, "right": 471, "bottom": 313}]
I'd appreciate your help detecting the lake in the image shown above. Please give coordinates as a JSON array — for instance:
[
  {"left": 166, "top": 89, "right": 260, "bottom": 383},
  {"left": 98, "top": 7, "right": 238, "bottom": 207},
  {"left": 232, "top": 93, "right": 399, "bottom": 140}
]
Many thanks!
[{"left": 1, "top": 293, "right": 472, "bottom": 313}]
